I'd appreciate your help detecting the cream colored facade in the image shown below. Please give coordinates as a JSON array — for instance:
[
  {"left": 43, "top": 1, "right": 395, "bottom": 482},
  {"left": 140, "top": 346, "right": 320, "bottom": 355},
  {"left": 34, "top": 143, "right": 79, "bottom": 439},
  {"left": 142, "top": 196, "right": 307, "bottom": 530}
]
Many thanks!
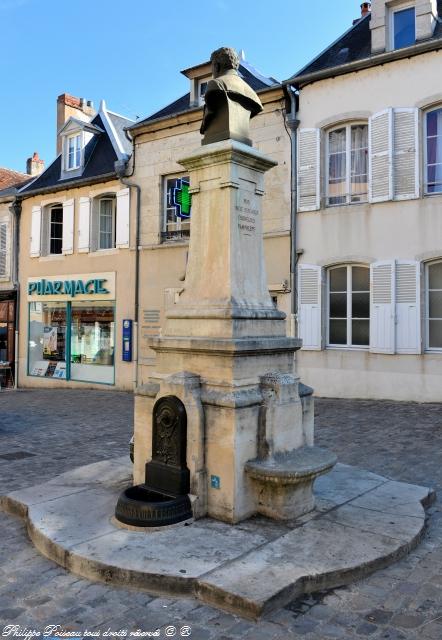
[
  {"left": 130, "top": 86, "right": 294, "bottom": 385},
  {"left": 19, "top": 179, "right": 136, "bottom": 390},
  {"left": 295, "top": 36, "right": 442, "bottom": 401}
]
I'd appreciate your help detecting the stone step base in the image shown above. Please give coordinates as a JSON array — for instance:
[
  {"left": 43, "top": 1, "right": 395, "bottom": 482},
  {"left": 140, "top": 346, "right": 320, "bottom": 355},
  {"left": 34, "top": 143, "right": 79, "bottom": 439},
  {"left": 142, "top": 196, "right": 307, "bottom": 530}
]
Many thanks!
[{"left": 0, "top": 458, "right": 435, "bottom": 619}]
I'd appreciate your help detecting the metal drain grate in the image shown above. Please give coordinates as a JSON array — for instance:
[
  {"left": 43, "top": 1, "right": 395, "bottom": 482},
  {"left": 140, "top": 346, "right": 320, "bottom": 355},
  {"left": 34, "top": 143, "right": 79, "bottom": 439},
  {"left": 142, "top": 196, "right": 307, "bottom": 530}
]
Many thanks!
[{"left": 0, "top": 451, "right": 36, "bottom": 461}]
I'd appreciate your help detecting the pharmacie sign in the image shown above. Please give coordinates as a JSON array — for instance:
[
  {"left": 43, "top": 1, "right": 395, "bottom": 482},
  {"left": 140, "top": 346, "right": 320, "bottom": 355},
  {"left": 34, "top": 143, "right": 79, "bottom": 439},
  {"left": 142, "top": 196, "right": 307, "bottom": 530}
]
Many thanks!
[{"left": 28, "top": 272, "right": 116, "bottom": 301}]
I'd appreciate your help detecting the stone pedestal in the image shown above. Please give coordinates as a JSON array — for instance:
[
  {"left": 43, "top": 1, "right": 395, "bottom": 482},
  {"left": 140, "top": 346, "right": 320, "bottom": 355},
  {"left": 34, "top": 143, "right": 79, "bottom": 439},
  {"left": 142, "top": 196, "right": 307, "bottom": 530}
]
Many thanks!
[{"left": 134, "top": 140, "right": 335, "bottom": 524}]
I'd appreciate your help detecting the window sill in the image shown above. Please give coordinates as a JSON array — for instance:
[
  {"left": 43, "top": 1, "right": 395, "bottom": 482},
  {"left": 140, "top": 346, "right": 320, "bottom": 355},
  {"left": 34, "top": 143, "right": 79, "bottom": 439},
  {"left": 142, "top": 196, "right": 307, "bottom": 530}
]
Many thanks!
[
  {"left": 424, "top": 349, "right": 442, "bottom": 355},
  {"left": 423, "top": 191, "right": 442, "bottom": 198},
  {"left": 326, "top": 346, "right": 369, "bottom": 351},
  {"left": 90, "top": 248, "right": 119, "bottom": 256},
  {"left": 39, "top": 255, "right": 65, "bottom": 262},
  {"left": 324, "top": 200, "right": 368, "bottom": 209}
]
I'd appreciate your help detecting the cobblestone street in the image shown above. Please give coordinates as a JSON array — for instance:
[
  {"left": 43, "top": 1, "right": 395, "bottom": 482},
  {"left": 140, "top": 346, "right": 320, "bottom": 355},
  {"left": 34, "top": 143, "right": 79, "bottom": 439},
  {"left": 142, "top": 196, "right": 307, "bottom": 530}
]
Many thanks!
[{"left": 1, "top": 389, "right": 441, "bottom": 639}]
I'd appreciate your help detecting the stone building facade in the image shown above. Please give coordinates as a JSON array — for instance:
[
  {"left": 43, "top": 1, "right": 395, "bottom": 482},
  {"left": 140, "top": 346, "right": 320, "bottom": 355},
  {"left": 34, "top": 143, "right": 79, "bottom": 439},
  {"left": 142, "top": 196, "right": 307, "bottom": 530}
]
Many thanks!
[{"left": 288, "top": 0, "right": 442, "bottom": 400}]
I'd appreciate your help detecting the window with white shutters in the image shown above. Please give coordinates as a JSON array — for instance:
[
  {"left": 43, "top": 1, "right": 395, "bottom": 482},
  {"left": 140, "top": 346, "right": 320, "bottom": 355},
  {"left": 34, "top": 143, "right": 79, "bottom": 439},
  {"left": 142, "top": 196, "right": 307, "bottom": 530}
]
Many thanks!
[
  {"left": 62, "top": 199, "right": 74, "bottom": 255},
  {"left": 30, "top": 205, "right": 42, "bottom": 257},
  {"left": 424, "top": 107, "right": 442, "bottom": 195},
  {"left": 369, "top": 109, "right": 393, "bottom": 203},
  {"left": 326, "top": 124, "right": 368, "bottom": 206},
  {"left": 426, "top": 260, "right": 442, "bottom": 351},
  {"left": 393, "top": 109, "right": 419, "bottom": 200},
  {"left": 116, "top": 188, "right": 130, "bottom": 248},
  {"left": 370, "top": 261, "right": 396, "bottom": 354},
  {"left": 298, "top": 264, "right": 322, "bottom": 350},
  {"left": 0, "top": 223, "right": 7, "bottom": 277},
  {"left": 297, "top": 129, "right": 320, "bottom": 212},
  {"left": 327, "top": 265, "right": 370, "bottom": 347},
  {"left": 78, "top": 196, "right": 91, "bottom": 253},
  {"left": 396, "top": 261, "right": 421, "bottom": 354}
]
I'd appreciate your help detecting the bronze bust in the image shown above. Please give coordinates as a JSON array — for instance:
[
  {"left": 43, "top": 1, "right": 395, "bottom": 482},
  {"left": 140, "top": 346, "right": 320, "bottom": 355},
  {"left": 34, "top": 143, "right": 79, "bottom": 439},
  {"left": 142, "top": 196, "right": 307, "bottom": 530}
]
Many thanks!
[{"left": 200, "top": 47, "right": 263, "bottom": 146}]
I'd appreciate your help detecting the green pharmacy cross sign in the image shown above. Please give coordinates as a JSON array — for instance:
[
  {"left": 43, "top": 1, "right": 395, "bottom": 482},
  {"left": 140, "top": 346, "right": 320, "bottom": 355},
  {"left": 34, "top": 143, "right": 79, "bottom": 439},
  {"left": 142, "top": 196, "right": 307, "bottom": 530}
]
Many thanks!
[{"left": 173, "top": 178, "right": 192, "bottom": 219}]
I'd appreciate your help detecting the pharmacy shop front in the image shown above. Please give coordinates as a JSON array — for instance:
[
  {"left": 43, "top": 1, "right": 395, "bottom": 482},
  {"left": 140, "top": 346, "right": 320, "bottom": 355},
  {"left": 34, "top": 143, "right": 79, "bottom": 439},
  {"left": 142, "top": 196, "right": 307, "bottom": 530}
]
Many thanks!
[{"left": 26, "top": 272, "right": 129, "bottom": 388}]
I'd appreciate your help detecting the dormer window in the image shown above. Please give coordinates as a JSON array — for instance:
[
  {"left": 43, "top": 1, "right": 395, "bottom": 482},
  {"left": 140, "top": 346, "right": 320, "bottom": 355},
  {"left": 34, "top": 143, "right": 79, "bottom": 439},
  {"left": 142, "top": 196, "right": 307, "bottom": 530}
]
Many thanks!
[
  {"left": 391, "top": 4, "right": 415, "bottom": 50},
  {"left": 198, "top": 80, "right": 208, "bottom": 107},
  {"left": 67, "top": 133, "right": 81, "bottom": 170}
]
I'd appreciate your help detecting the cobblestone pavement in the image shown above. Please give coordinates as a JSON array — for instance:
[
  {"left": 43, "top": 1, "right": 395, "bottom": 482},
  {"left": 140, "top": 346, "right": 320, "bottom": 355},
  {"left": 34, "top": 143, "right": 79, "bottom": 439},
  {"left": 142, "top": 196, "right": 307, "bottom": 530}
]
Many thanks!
[{"left": 1, "top": 390, "right": 442, "bottom": 639}]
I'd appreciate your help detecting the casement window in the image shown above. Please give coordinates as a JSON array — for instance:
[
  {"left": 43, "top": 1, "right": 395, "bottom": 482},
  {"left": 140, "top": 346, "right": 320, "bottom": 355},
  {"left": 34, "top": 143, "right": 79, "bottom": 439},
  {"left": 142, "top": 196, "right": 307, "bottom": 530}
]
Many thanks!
[
  {"left": 162, "top": 176, "right": 191, "bottom": 242},
  {"left": 426, "top": 261, "right": 442, "bottom": 351},
  {"left": 198, "top": 80, "right": 208, "bottom": 106},
  {"left": 326, "top": 124, "right": 368, "bottom": 206},
  {"left": 98, "top": 196, "right": 116, "bottom": 250},
  {"left": 49, "top": 205, "right": 63, "bottom": 255},
  {"left": 67, "top": 134, "right": 81, "bottom": 170},
  {"left": 425, "top": 108, "right": 442, "bottom": 194},
  {"left": 391, "top": 5, "right": 416, "bottom": 50},
  {"left": 327, "top": 265, "right": 370, "bottom": 347},
  {"left": 0, "top": 222, "right": 7, "bottom": 277}
]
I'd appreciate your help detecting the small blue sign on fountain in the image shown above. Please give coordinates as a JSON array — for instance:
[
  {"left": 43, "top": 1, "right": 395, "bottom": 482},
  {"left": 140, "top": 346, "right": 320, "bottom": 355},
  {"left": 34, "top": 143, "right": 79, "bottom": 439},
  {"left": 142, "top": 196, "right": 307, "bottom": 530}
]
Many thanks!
[{"left": 211, "top": 475, "right": 221, "bottom": 489}]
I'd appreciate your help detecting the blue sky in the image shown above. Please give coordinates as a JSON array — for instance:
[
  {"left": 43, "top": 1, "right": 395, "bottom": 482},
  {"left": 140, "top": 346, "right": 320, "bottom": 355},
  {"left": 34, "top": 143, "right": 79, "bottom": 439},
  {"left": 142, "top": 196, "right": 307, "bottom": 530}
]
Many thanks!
[{"left": 0, "top": 0, "right": 360, "bottom": 173}]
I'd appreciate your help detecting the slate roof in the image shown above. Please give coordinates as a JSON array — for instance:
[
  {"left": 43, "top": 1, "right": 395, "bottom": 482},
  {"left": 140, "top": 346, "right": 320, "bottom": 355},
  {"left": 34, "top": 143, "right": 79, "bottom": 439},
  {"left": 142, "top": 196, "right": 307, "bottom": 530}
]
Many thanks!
[
  {"left": 130, "top": 61, "right": 279, "bottom": 128},
  {"left": 289, "top": 1, "right": 442, "bottom": 83},
  {"left": 20, "top": 111, "right": 125, "bottom": 195},
  {"left": 107, "top": 111, "right": 134, "bottom": 155}
]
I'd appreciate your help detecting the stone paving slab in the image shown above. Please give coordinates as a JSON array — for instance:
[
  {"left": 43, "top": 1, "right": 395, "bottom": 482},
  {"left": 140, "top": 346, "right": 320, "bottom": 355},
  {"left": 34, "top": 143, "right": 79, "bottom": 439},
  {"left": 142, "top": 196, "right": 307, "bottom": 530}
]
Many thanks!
[{"left": 0, "top": 457, "right": 433, "bottom": 620}]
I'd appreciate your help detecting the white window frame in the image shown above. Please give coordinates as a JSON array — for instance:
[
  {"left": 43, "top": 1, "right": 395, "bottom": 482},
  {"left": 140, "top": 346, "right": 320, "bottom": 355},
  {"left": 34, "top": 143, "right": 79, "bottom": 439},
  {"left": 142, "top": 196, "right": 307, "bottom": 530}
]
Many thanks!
[
  {"left": 162, "top": 174, "right": 191, "bottom": 243},
  {"left": 424, "top": 106, "right": 442, "bottom": 196},
  {"left": 97, "top": 196, "right": 116, "bottom": 250},
  {"left": 66, "top": 133, "right": 82, "bottom": 171},
  {"left": 425, "top": 260, "right": 442, "bottom": 352},
  {"left": 389, "top": 2, "right": 416, "bottom": 51},
  {"left": 327, "top": 264, "right": 370, "bottom": 350},
  {"left": 326, "top": 122, "right": 369, "bottom": 207}
]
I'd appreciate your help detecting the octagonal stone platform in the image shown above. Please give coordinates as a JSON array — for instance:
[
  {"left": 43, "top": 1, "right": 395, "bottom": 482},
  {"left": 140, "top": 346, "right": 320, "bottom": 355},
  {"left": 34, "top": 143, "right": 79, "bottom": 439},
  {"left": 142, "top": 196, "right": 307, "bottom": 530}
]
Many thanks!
[{"left": 0, "top": 457, "right": 434, "bottom": 619}]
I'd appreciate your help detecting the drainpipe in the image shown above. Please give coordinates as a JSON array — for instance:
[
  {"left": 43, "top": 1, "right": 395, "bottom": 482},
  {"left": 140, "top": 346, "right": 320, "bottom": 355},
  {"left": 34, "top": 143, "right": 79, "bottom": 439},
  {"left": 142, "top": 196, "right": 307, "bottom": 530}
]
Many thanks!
[
  {"left": 285, "top": 85, "right": 300, "bottom": 339},
  {"left": 115, "top": 135, "right": 141, "bottom": 390},
  {"left": 10, "top": 197, "right": 22, "bottom": 389}
]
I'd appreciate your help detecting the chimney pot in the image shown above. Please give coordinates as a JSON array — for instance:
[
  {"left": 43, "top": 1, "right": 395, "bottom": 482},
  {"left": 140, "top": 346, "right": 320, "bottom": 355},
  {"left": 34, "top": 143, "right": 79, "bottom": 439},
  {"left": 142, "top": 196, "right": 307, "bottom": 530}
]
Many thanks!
[{"left": 361, "top": 2, "right": 371, "bottom": 17}]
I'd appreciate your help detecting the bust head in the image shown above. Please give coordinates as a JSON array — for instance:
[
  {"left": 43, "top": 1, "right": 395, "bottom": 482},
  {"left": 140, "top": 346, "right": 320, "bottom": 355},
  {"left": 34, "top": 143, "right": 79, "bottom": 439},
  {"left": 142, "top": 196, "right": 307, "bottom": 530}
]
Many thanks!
[{"left": 210, "top": 47, "right": 240, "bottom": 78}]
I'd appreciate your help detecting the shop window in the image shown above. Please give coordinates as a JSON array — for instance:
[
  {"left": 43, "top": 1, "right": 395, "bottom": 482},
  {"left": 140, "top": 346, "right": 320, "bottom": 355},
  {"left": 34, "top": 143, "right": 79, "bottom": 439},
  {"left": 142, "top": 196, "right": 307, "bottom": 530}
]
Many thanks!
[
  {"left": 70, "top": 302, "right": 115, "bottom": 384},
  {"left": 326, "top": 123, "right": 368, "bottom": 206},
  {"left": 328, "top": 265, "right": 370, "bottom": 347},
  {"left": 28, "top": 301, "right": 115, "bottom": 384},
  {"left": 425, "top": 107, "right": 442, "bottom": 194},
  {"left": 28, "top": 302, "right": 67, "bottom": 378},
  {"left": 391, "top": 5, "right": 415, "bottom": 50},
  {"left": 162, "top": 176, "right": 191, "bottom": 242},
  {"left": 426, "top": 261, "right": 442, "bottom": 350}
]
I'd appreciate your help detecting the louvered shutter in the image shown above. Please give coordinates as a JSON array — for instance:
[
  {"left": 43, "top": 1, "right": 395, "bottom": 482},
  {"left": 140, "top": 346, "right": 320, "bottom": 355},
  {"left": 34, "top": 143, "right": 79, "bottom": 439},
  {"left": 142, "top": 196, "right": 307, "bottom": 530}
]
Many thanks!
[
  {"left": 62, "top": 198, "right": 74, "bottom": 255},
  {"left": 297, "top": 129, "right": 320, "bottom": 212},
  {"left": 369, "top": 109, "right": 393, "bottom": 203},
  {"left": 116, "top": 188, "right": 130, "bottom": 248},
  {"left": 393, "top": 108, "right": 419, "bottom": 200},
  {"left": 30, "top": 205, "right": 41, "bottom": 257},
  {"left": 396, "top": 261, "right": 421, "bottom": 354},
  {"left": 78, "top": 196, "right": 90, "bottom": 253},
  {"left": 370, "top": 261, "right": 395, "bottom": 354},
  {"left": 0, "top": 223, "right": 7, "bottom": 276},
  {"left": 298, "top": 264, "right": 322, "bottom": 350}
]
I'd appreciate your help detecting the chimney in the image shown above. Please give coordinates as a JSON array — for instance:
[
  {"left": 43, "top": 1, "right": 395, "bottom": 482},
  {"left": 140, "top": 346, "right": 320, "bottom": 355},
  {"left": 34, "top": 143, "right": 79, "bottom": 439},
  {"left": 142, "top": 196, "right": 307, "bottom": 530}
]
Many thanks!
[
  {"left": 26, "top": 151, "right": 45, "bottom": 176},
  {"left": 361, "top": 2, "right": 371, "bottom": 17},
  {"left": 56, "top": 93, "right": 96, "bottom": 155},
  {"left": 353, "top": 2, "right": 371, "bottom": 24}
]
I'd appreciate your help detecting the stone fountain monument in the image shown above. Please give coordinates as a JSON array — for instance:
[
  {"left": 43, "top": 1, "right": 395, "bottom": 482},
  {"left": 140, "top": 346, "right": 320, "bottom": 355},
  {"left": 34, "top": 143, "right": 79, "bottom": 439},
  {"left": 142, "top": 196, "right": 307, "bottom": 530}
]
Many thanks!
[{"left": 116, "top": 47, "right": 336, "bottom": 527}]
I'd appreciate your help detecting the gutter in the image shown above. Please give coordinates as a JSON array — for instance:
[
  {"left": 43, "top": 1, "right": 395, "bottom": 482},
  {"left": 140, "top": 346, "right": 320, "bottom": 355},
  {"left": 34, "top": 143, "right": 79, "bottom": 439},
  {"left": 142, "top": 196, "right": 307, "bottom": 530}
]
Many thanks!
[
  {"left": 115, "top": 136, "right": 141, "bottom": 391},
  {"left": 18, "top": 172, "right": 117, "bottom": 199},
  {"left": 9, "top": 197, "right": 21, "bottom": 389},
  {"left": 287, "top": 37, "right": 442, "bottom": 88},
  {"left": 284, "top": 86, "right": 300, "bottom": 340}
]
